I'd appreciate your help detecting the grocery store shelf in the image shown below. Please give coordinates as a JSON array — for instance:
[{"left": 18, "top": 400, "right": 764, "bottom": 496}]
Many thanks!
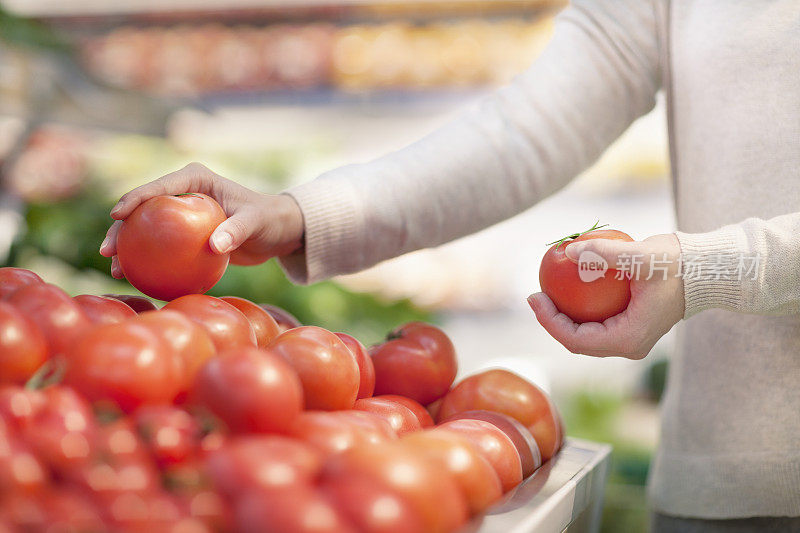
[
  {"left": 3, "top": 0, "right": 563, "bottom": 17},
  {"left": 475, "top": 439, "right": 611, "bottom": 533}
]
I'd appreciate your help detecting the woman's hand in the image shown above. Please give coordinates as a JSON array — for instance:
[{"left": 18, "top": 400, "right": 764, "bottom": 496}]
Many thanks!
[
  {"left": 99, "top": 162, "right": 305, "bottom": 279},
  {"left": 528, "top": 233, "right": 684, "bottom": 360}
]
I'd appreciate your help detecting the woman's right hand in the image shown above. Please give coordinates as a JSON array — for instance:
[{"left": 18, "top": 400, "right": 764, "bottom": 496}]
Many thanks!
[{"left": 99, "top": 162, "right": 305, "bottom": 279}]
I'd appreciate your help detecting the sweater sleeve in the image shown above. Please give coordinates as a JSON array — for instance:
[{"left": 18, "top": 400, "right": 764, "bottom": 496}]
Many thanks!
[
  {"left": 676, "top": 213, "right": 800, "bottom": 318},
  {"left": 280, "top": 0, "right": 663, "bottom": 284}
]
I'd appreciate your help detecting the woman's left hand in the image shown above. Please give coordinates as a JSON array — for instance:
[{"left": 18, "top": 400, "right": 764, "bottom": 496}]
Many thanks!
[{"left": 528, "top": 233, "right": 684, "bottom": 360}]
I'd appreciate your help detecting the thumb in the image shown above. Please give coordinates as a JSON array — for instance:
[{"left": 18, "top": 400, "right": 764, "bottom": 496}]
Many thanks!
[
  {"left": 564, "top": 238, "right": 644, "bottom": 271},
  {"left": 210, "top": 210, "right": 259, "bottom": 254}
]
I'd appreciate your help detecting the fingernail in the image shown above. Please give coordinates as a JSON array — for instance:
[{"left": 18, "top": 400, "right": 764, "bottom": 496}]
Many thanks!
[
  {"left": 527, "top": 294, "right": 539, "bottom": 311},
  {"left": 212, "top": 232, "right": 233, "bottom": 253},
  {"left": 565, "top": 242, "right": 586, "bottom": 261},
  {"left": 100, "top": 237, "right": 109, "bottom": 251}
]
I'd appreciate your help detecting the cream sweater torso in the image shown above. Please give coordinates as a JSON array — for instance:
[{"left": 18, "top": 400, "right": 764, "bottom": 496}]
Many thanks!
[{"left": 282, "top": 0, "right": 800, "bottom": 518}]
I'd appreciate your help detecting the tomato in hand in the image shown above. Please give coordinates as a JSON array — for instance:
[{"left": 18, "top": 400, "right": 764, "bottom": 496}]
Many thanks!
[
  {"left": 443, "top": 410, "right": 542, "bottom": 478},
  {"left": 269, "top": 326, "right": 359, "bottom": 411},
  {"left": 437, "top": 369, "right": 563, "bottom": 462},
  {"left": 539, "top": 226, "right": 633, "bottom": 323},
  {"left": 65, "top": 320, "right": 183, "bottom": 411},
  {"left": 353, "top": 397, "right": 422, "bottom": 437},
  {"left": 73, "top": 295, "right": 137, "bottom": 325},
  {"left": 370, "top": 323, "right": 457, "bottom": 405},
  {"left": 116, "top": 193, "right": 229, "bottom": 301},
  {"left": 191, "top": 346, "right": 303, "bottom": 434},
  {"left": 258, "top": 304, "right": 301, "bottom": 332},
  {"left": 336, "top": 333, "right": 375, "bottom": 399},
  {"left": 290, "top": 411, "right": 395, "bottom": 457},
  {"left": 434, "top": 419, "right": 522, "bottom": 493},
  {"left": 0, "top": 302, "right": 48, "bottom": 384},
  {"left": 402, "top": 431, "right": 502, "bottom": 514},
  {"left": 103, "top": 294, "right": 159, "bottom": 313},
  {"left": 321, "top": 441, "right": 468, "bottom": 533},
  {"left": 137, "top": 310, "right": 216, "bottom": 398},
  {"left": 7, "top": 284, "right": 92, "bottom": 356},
  {"left": 0, "top": 268, "right": 43, "bottom": 299},
  {"left": 374, "top": 395, "right": 433, "bottom": 428},
  {"left": 206, "top": 436, "right": 322, "bottom": 499},
  {"left": 164, "top": 295, "right": 256, "bottom": 351},
  {"left": 220, "top": 296, "right": 280, "bottom": 348}
]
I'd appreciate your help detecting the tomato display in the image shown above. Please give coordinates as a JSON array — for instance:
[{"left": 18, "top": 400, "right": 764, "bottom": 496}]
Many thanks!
[
  {"left": 73, "top": 295, "right": 137, "bottom": 325},
  {"left": 191, "top": 346, "right": 303, "bottom": 434},
  {"left": 0, "top": 268, "right": 43, "bottom": 300},
  {"left": 335, "top": 333, "right": 375, "bottom": 400},
  {"left": 370, "top": 322, "right": 457, "bottom": 405},
  {"left": 164, "top": 295, "right": 256, "bottom": 351},
  {"left": 269, "top": 327, "right": 359, "bottom": 411},
  {"left": 539, "top": 226, "right": 633, "bottom": 323},
  {"left": 65, "top": 320, "right": 183, "bottom": 412},
  {"left": 0, "top": 302, "right": 48, "bottom": 384},
  {"left": 220, "top": 297, "right": 280, "bottom": 348},
  {"left": 0, "top": 266, "right": 568, "bottom": 533},
  {"left": 116, "top": 193, "right": 229, "bottom": 301},
  {"left": 437, "top": 369, "right": 563, "bottom": 462}
]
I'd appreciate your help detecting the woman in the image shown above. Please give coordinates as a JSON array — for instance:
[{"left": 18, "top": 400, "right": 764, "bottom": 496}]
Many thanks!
[{"left": 101, "top": 1, "right": 800, "bottom": 530}]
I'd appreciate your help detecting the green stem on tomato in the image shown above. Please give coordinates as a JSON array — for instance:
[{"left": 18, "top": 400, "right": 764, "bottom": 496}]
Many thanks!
[{"left": 545, "top": 220, "right": 609, "bottom": 251}]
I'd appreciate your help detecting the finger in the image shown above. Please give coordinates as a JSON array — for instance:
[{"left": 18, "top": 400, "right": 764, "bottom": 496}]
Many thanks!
[
  {"left": 99, "top": 220, "right": 122, "bottom": 257},
  {"left": 110, "top": 256, "right": 124, "bottom": 279},
  {"left": 209, "top": 209, "right": 260, "bottom": 255},
  {"left": 527, "top": 292, "right": 619, "bottom": 357},
  {"left": 110, "top": 162, "right": 214, "bottom": 220},
  {"left": 564, "top": 238, "right": 646, "bottom": 269}
]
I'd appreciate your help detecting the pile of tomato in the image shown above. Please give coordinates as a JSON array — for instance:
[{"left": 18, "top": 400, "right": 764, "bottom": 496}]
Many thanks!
[{"left": 0, "top": 266, "right": 563, "bottom": 533}]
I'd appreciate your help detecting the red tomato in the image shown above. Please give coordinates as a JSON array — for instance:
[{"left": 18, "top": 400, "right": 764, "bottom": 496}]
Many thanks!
[
  {"left": 427, "top": 398, "right": 443, "bottom": 422},
  {"left": 539, "top": 228, "right": 633, "bottom": 323},
  {"left": 20, "top": 387, "right": 97, "bottom": 474},
  {"left": 369, "top": 322, "right": 457, "bottom": 405},
  {"left": 0, "top": 386, "right": 45, "bottom": 428},
  {"left": 220, "top": 296, "right": 280, "bottom": 348},
  {"left": 40, "top": 488, "right": 106, "bottom": 532},
  {"left": 7, "top": 283, "right": 92, "bottom": 356},
  {"left": 290, "top": 411, "right": 395, "bottom": 457},
  {"left": 103, "top": 294, "right": 159, "bottom": 313},
  {"left": 437, "top": 369, "right": 563, "bottom": 462},
  {"left": 321, "top": 472, "right": 427, "bottom": 533},
  {"left": 116, "top": 193, "right": 229, "bottom": 301},
  {"left": 0, "top": 267, "right": 43, "bottom": 299},
  {"left": 164, "top": 295, "right": 256, "bottom": 351},
  {"left": 0, "top": 422, "right": 49, "bottom": 494},
  {"left": 235, "top": 486, "right": 356, "bottom": 533},
  {"left": 374, "top": 395, "right": 433, "bottom": 428},
  {"left": 0, "top": 302, "right": 48, "bottom": 384},
  {"left": 71, "top": 457, "right": 160, "bottom": 504},
  {"left": 402, "top": 431, "right": 503, "bottom": 514},
  {"left": 269, "top": 327, "right": 359, "bottom": 411},
  {"left": 258, "top": 304, "right": 302, "bottom": 332},
  {"left": 321, "top": 442, "right": 468, "bottom": 533},
  {"left": 95, "top": 418, "right": 150, "bottom": 463},
  {"left": 74, "top": 294, "right": 137, "bottom": 325},
  {"left": 353, "top": 397, "right": 421, "bottom": 437},
  {"left": 434, "top": 419, "right": 522, "bottom": 493},
  {"left": 135, "top": 405, "right": 201, "bottom": 467},
  {"left": 443, "top": 410, "right": 542, "bottom": 478},
  {"left": 136, "top": 310, "right": 216, "bottom": 398},
  {"left": 65, "top": 320, "right": 183, "bottom": 412},
  {"left": 335, "top": 333, "right": 375, "bottom": 399},
  {"left": 191, "top": 346, "right": 303, "bottom": 434},
  {"left": 205, "top": 436, "right": 322, "bottom": 499}
]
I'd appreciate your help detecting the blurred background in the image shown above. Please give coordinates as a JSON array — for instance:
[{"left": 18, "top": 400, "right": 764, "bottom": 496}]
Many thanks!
[{"left": 0, "top": 1, "right": 674, "bottom": 530}]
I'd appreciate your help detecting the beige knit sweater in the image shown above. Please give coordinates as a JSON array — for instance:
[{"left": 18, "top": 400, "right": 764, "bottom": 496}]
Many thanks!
[{"left": 281, "top": 0, "right": 800, "bottom": 519}]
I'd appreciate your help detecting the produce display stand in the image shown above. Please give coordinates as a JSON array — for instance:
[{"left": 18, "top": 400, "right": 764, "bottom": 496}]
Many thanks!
[{"left": 473, "top": 439, "right": 611, "bottom": 533}]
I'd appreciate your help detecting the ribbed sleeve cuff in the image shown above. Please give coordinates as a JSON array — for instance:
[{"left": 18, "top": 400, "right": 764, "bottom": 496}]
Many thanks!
[
  {"left": 676, "top": 227, "right": 747, "bottom": 318},
  {"left": 278, "top": 172, "right": 360, "bottom": 285}
]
